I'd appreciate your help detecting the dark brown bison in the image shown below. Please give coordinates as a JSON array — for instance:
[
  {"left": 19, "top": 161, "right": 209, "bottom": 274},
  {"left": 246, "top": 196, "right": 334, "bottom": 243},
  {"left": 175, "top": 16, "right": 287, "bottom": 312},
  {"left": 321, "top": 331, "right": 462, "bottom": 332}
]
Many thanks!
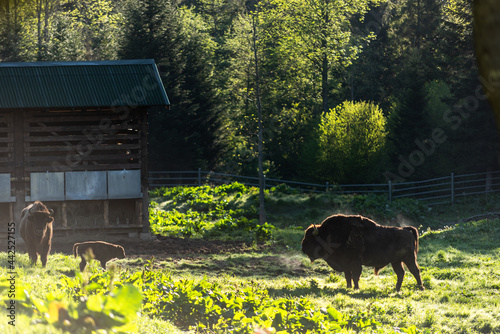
[
  {"left": 301, "top": 214, "right": 424, "bottom": 291},
  {"left": 73, "top": 241, "right": 126, "bottom": 271},
  {"left": 19, "top": 201, "right": 54, "bottom": 267}
]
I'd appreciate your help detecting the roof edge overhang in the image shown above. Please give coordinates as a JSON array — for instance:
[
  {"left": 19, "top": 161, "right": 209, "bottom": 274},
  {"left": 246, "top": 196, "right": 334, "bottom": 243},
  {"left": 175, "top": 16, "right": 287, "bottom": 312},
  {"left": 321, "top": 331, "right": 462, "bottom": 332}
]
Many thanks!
[
  {"left": 0, "top": 105, "right": 169, "bottom": 112},
  {"left": 0, "top": 59, "right": 157, "bottom": 67},
  {"left": 0, "top": 59, "right": 170, "bottom": 109}
]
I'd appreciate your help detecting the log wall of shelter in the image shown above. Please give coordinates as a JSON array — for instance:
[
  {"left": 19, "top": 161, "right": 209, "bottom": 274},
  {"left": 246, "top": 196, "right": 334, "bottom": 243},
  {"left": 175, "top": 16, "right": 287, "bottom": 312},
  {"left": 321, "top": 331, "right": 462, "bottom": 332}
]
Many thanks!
[
  {"left": 25, "top": 109, "right": 142, "bottom": 172},
  {"left": 0, "top": 108, "right": 149, "bottom": 235},
  {"left": 0, "top": 113, "right": 14, "bottom": 227},
  {"left": 0, "top": 112, "right": 13, "bottom": 173}
]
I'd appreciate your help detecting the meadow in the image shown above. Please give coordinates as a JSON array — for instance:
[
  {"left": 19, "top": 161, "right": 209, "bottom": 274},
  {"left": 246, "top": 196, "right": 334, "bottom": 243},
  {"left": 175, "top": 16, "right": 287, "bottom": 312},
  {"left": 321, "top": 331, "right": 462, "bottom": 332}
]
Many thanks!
[{"left": 1, "top": 183, "right": 500, "bottom": 333}]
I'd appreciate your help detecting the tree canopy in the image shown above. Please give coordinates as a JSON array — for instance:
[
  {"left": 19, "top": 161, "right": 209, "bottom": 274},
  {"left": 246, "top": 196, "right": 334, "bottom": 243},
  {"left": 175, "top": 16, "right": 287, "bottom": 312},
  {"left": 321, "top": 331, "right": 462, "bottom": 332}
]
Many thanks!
[{"left": 0, "top": 0, "right": 497, "bottom": 184}]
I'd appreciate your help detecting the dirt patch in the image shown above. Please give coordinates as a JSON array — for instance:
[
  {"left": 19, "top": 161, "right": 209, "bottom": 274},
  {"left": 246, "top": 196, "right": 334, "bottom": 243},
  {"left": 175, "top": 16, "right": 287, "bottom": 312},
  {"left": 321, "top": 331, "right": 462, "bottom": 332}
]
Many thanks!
[{"left": 46, "top": 234, "right": 264, "bottom": 260}]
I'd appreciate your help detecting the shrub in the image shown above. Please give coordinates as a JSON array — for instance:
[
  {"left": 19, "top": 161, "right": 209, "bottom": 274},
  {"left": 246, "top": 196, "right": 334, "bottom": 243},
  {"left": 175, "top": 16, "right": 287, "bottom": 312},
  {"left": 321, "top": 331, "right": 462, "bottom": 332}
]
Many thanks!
[{"left": 317, "top": 101, "right": 388, "bottom": 184}]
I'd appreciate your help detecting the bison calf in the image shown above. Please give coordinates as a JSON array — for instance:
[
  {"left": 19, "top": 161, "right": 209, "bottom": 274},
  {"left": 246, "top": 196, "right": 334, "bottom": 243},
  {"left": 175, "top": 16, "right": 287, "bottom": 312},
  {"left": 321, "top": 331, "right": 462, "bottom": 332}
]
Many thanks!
[
  {"left": 73, "top": 241, "right": 126, "bottom": 271},
  {"left": 20, "top": 201, "right": 54, "bottom": 267},
  {"left": 301, "top": 214, "right": 424, "bottom": 291}
]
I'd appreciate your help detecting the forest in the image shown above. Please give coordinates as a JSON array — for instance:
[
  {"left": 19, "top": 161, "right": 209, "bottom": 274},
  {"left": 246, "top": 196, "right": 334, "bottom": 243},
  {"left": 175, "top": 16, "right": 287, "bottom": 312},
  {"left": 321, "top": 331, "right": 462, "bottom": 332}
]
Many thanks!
[{"left": 1, "top": 0, "right": 497, "bottom": 185}]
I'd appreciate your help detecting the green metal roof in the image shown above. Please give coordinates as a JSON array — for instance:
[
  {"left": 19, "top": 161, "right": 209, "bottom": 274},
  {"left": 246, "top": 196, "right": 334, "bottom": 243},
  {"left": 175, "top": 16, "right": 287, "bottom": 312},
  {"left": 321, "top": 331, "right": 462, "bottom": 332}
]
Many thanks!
[{"left": 0, "top": 59, "right": 170, "bottom": 109}]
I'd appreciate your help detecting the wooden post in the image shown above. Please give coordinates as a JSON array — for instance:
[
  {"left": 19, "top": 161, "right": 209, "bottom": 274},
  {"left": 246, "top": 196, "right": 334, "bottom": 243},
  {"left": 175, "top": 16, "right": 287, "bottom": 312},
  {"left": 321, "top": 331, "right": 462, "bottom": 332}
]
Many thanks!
[
  {"left": 141, "top": 109, "right": 149, "bottom": 233},
  {"left": 388, "top": 180, "right": 392, "bottom": 204},
  {"left": 103, "top": 200, "right": 109, "bottom": 226},
  {"left": 61, "top": 202, "right": 68, "bottom": 228},
  {"left": 9, "top": 203, "right": 13, "bottom": 225},
  {"left": 13, "top": 111, "right": 26, "bottom": 236},
  {"left": 451, "top": 173, "right": 454, "bottom": 204},
  {"left": 136, "top": 199, "right": 142, "bottom": 226}
]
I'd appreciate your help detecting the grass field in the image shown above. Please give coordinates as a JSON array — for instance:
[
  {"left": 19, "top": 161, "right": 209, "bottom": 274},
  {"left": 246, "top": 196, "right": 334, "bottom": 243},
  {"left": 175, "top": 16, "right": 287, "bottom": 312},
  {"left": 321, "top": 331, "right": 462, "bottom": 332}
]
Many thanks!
[{"left": 1, "top": 184, "right": 500, "bottom": 333}]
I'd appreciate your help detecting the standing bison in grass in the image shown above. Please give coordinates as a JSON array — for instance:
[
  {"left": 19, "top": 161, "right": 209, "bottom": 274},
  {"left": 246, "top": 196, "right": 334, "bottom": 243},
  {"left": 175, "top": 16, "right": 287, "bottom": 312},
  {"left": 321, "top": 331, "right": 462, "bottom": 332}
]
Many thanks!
[
  {"left": 301, "top": 214, "right": 424, "bottom": 291},
  {"left": 73, "top": 241, "right": 126, "bottom": 271},
  {"left": 20, "top": 201, "right": 54, "bottom": 267}
]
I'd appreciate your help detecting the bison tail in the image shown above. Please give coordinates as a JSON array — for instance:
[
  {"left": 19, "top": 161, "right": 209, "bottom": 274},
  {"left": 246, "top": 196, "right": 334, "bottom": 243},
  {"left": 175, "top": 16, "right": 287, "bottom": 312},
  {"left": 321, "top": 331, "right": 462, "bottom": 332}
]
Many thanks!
[
  {"left": 73, "top": 244, "right": 79, "bottom": 258},
  {"left": 404, "top": 226, "right": 419, "bottom": 253}
]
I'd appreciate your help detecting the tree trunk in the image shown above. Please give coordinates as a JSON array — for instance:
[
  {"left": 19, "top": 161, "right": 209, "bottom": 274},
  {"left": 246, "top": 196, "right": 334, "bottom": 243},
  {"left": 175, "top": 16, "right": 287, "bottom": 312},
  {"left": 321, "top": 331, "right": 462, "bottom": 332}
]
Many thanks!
[
  {"left": 322, "top": 53, "right": 329, "bottom": 115},
  {"left": 252, "top": 13, "right": 266, "bottom": 225},
  {"left": 37, "top": 0, "right": 42, "bottom": 60},
  {"left": 321, "top": 0, "right": 330, "bottom": 115}
]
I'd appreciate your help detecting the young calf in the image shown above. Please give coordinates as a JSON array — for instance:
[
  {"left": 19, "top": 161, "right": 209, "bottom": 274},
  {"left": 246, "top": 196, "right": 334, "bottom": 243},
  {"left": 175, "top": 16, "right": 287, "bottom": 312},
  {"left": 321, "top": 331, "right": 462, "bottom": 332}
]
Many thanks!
[{"left": 73, "top": 241, "right": 126, "bottom": 271}]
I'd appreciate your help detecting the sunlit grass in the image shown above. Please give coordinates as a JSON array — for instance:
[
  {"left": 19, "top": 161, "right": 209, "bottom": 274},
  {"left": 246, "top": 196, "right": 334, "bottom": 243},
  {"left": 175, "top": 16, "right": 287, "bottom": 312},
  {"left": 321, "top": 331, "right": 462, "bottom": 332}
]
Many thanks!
[{"left": 2, "top": 186, "right": 500, "bottom": 333}]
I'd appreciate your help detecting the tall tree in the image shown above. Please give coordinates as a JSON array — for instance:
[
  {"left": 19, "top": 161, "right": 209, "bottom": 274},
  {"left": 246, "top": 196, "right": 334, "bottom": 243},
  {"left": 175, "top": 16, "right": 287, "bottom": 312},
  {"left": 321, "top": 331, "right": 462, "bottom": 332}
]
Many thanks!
[
  {"left": 251, "top": 11, "right": 266, "bottom": 225},
  {"left": 0, "top": 0, "right": 23, "bottom": 61},
  {"left": 258, "top": 0, "right": 378, "bottom": 116},
  {"left": 120, "top": 0, "right": 222, "bottom": 171}
]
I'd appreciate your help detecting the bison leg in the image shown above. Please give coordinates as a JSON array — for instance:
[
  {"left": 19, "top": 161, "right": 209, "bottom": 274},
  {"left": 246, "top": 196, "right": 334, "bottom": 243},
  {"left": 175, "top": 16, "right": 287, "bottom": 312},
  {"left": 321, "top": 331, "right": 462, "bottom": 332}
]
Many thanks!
[
  {"left": 40, "top": 244, "right": 50, "bottom": 267},
  {"left": 391, "top": 262, "right": 405, "bottom": 292},
  {"left": 27, "top": 246, "right": 38, "bottom": 266},
  {"left": 79, "top": 257, "right": 87, "bottom": 272},
  {"left": 344, "top": 267, "right": 362, "bottom": 289},
  {"left": 100, "top": 260, "right": 107, "bottom": 269},
  {"left": 344, "top": 271, "right": 353, "bottom": 288},
  {"left": 404, "top": 260, "right": 425, "bottom": 290},
  {"left": 351, "top": 266, "right": 362, "bottom": 289},
  {"left": 40, "top": 252, "right": 48, "bottom": 267}
]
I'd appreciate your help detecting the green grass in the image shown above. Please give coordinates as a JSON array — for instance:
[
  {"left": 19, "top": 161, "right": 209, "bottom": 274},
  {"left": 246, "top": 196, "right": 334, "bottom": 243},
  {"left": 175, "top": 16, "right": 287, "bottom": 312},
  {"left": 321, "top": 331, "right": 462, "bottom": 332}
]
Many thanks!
[{"left": 2, "top": 184, "right": 500, "bottom": 333}]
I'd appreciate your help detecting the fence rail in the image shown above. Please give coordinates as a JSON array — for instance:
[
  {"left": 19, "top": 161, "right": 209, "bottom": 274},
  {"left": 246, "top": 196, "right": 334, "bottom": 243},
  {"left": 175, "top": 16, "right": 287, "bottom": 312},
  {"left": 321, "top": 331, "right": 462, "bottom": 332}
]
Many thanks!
[{"left": 148, "top": 170, "right": 500, "bottom": 206}]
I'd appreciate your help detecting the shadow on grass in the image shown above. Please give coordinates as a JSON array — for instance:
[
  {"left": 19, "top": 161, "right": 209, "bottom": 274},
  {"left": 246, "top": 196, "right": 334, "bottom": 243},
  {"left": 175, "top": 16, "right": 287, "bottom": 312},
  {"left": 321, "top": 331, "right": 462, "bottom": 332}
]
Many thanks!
[
  {"left": 135, "top": 252, "right": 318, "bottom": 278},
  {"left": 266, "top": 283, "right": 402, "bottom": 301}
]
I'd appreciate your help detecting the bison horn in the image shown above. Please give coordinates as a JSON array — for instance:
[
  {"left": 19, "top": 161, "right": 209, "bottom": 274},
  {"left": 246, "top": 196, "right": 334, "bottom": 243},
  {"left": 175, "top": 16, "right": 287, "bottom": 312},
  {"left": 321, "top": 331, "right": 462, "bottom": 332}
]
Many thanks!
[{"left": 312, "top": 224, "right": 319, "bottom": 236}]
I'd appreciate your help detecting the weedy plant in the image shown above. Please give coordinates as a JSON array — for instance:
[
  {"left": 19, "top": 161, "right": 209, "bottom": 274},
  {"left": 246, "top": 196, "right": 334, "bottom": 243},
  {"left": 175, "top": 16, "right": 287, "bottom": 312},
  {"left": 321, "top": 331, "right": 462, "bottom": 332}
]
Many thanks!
[
  {"left": 0, "top": 271, "right": 142, "bottom": 334},
  {"left": 149, "top": 183, "right": 274, "bottom": 242}
]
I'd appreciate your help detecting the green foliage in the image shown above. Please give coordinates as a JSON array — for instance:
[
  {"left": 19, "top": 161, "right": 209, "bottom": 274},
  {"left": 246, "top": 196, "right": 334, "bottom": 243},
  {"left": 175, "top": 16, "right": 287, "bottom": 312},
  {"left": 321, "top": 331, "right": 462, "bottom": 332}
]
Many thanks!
[
  {"left": 149, "top": 183, "right": 274, "bottom": 242},
  {"left": 57, "top": 262, "right": 386, "bottom": 333},
  {"left": 120, "top": 0, "right": 222, "bottom": 171},
  {"left": 257, "top": 0, "right": 378, "bottom": 114},
  {"left": 149, "top": 183, "right": 434, "bottom": 246},
  {"left": 0, "top": 273, "right": 142, "bottom": 333},
  {"left": 317, "top": 101, "right": 388, "bottom": 183},
  {"left": 349, "top": 194, "right": 428, "bottom": 220},
  {"left": 0, "top": 0, "right": 122, "bottom": 62},
  {"left": 388, "top": 198, "right": 429, "bottom": 219},
  {"left": 269, "top": 183, "right": 301, "bottom": 196},
  {"left": 3, "top": 195, "right": 500, "bottom": 333}
]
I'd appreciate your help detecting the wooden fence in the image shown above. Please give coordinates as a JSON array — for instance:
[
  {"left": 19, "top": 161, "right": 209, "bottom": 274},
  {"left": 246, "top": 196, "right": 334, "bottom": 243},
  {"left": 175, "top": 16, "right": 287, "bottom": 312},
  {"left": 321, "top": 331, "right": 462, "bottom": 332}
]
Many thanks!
[{"left": 148, "top": 170, "right": 500, "bottom": 206}]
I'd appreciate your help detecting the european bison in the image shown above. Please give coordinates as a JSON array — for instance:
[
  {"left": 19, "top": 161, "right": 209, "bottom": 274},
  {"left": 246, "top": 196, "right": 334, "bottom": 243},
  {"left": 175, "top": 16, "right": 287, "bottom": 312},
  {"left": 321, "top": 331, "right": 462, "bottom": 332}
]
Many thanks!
[
  {"left": 301, "top": 214, "right": 424, "bottom": 291},
  {"left": 73, "top": 241, "right": 126, "bottom": 271},
  {"left": 19, "top": 201, "right": 54, "bottom": 267}
]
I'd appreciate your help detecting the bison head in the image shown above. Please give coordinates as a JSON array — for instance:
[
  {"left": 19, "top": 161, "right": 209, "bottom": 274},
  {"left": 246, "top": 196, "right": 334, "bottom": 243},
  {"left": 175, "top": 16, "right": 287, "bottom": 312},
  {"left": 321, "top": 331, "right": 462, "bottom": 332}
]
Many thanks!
[
  {"left": 115, "top": 246, "right": 126, "bottom": 259},
  {"left": 28, "top": 201, "right": 54, "bottom": 228},
  {"left": 301, "top": 224, "right": 341, "bottom": 262}
]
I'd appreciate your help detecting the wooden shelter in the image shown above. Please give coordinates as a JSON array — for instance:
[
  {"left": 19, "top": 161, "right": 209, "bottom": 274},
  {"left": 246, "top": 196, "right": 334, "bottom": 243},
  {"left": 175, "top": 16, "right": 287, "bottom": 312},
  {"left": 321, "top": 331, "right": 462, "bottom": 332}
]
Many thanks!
[{"left": 0, "top": 59, "right": 169, "bottom": 236}]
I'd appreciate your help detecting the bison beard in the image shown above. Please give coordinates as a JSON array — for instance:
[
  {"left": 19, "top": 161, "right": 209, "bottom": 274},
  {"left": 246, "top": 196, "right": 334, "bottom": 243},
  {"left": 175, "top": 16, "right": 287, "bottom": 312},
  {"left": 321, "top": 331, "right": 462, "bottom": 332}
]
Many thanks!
[
  {"left": 73, "top": 241, "right": 126, "bottom": 271},
  {"left": 19, "top": 201, "right": 54, "bottom": 267},
  {"left": 301, "top": 214, "right": 424, "bottom": 291}
]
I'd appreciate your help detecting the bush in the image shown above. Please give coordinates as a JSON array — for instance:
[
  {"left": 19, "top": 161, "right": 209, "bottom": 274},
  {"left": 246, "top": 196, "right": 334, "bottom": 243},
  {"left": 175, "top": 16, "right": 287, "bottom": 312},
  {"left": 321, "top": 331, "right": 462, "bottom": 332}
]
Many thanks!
[{"left": 316, "top": 101, "right": 388, "bottom": 184}]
